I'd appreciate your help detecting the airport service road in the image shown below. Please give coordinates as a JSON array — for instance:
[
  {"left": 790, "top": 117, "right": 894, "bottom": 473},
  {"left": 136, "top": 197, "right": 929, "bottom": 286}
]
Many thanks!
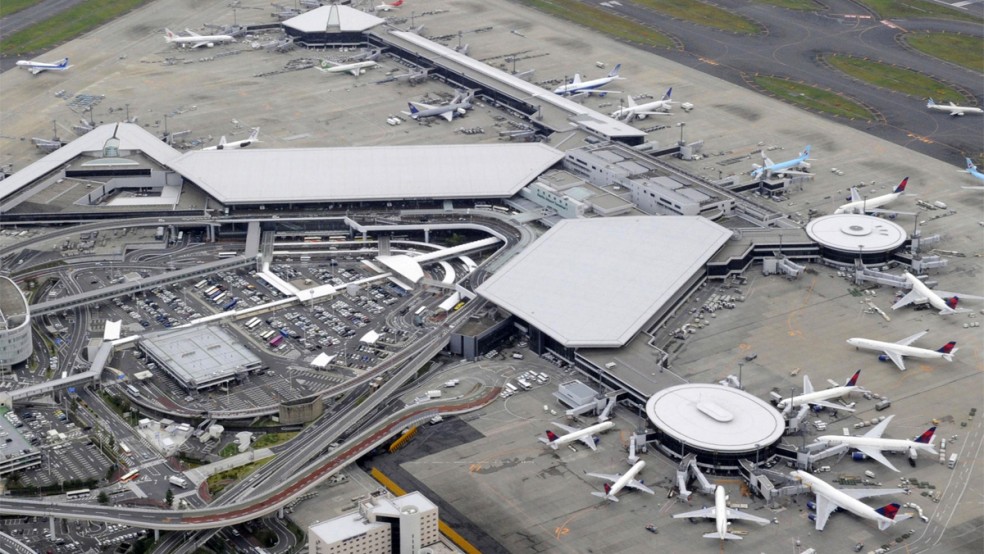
[{"left": 588, "top": 0, "right": 983, "bottom": 163}]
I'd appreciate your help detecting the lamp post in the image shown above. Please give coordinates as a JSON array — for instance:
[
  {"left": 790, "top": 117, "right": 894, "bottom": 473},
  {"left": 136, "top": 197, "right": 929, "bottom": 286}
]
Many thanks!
[{"left": 677, "top": 122, "right": 686, "bottom": 145}]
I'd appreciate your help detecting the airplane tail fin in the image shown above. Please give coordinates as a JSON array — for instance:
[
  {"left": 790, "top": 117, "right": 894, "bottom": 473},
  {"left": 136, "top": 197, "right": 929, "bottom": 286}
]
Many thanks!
[
  {"left": 590, "top": 491, "right": 619, "bottom": 502},
  {"left": 875, "top": 502, "right": 902, "bottom": 520},
  {"left": 218, "top": 136, "right": 227, "bottom": 146},
  {"left": 164, "top": 28, "right": 176, "bottom": 42},
  {"left": 801, "top": 145, "right": 811, "bottom": 158},
  {"left": 57, "top": 58, "right": 70, "bottom": 68},
  {"left": 662, "top": 87, "right": 672, "bottom": 101},
  {"left": 927, "top": 98, "right": 936, "bottom": 108},
  {"left": 845, "top": 369, "right": 861, "bottom": 387},
  {"left": 894, "top": 177, "right": 909, "bottom": 193},
  {"left": 407, "top": 102, "right": 420, "bottom": 115},
  {"left": 703, "top": 531, "right": 742, "bottom": 540},
  {"left": 967, "top": 158, "right": 977, "bottom": 171},
  {"left": 937, "top": 341, "right": 957, "bottom": 354},
  {"left": 392, "top": 0, "right": 404, "bottom": 6},
  {"left": 248, "top": 128, "right": 260, "bottom": 141},
  {"left": 545, "top": 430, "right": 559, "bottom": 443},
  {"left": 608, "top": 63, "right": 622, "bottom": 78},
  {"left": 914, "top": 426, "right": 936, "bottom": 444},
  {"left": 875, "top": 504, "right": 910, "bottom": 530}
]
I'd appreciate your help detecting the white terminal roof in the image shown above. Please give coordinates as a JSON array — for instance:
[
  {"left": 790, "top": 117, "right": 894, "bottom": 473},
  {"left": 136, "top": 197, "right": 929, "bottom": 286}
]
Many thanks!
[
  {"left": 477, "top": 216, "right": 732, "bottom": 348},
  {"left": 168, "top": 144, "right": 562, "bottom": 204},
  {"left": 0, "top": 123, "right": 181, "bottom": 209},
  {"left": 805, "top": 214, "right": 907, "bottom": 254},
  {"left": 282, "top": 5, "right": 384, "bottom": 33},
  {"left": 646, "top": 384, "right": 785, "bottom": 452}
]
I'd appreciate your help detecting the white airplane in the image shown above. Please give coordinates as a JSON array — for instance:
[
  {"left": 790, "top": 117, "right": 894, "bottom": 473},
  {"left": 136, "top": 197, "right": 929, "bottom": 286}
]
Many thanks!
[
  {"left": 553, "top": 64, "right": 623, "bottom": 97},
  {"left": 775, "top": 370, "right": 861, "bottom": 415},
  {"left": 374, "top": 0, "right": 403, "bottom": 11},
  {"left": 817, "top": 415, "right": 937, "bottom": 473},
  {"left": 16, "top": 57, "right": 71, "bottom": 75},
  {"left": 891, "top": 272, "right": 983, "bottom": 315},
  {"left": 750, "top": 145, "right": 812, "bottom": 180},
  {"left": 926, "top": 98, "right": 983, "bottom": 117},
  {"left": 610, "top": 87, "right": 674, "bottom": 120},
  {"left": 538, "top": 420, "right": 614, "bottom": 451},
  {"left": 961, "top": 158, "right": 984, "bottom": 190},
  {"left": 846, "top": 331, "right": 957, "bottom": 371},
  {"left": 673, "top": 486, "right": 770, "bottom": 540},
  {"left": 318, "top": 59, "right": 377, "bottom": 76},
  {"left": 834, "top": 177, "right": 913, "bottom": 215},
  {"left": 586, "top": 460, "right": 655, "bottom": 502},
  {"left": 164, "top": 28, "right": 234, "bottom": 49},
  {"left": 791, "top": 470, "right": 909, "bottom": 531},
  {"left": 405, "top": 90, "right": 474, "bottom": 122},
  {"left": 203, "top": 128, "right": 260, "bottom": 151}
]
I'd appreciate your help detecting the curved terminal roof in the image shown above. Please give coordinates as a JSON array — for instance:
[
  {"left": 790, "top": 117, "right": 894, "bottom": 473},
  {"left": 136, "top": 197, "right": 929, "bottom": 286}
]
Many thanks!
[
  {"left": 805, "top": 214, "right": 907, "bottom": 254},
  {"left": 168, "top": 144, "right": 563, "bottom": 204},
  {"left": 646, "top": 384, "right": 785, "bottom": 453},
  {"left": 283, "top": 5, "right": 383, "bottom": 33},
  {"left": 476, "top": 216, "right": 732, "bottom": 348},
  {"left": 0, "top": 277, "right": 30, "bottom": 330}
]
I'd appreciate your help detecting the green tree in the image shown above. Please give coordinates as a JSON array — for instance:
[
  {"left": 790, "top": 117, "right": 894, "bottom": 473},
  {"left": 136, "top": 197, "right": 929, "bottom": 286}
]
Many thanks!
[
  {"left": 105, "top": 464, "right": 117, "bottom": 481},
  {"left": 165, "top": 488, "right": 174, "bottom": 508},
  {"left": 97, "top": 491, "right": 109, "bottom": 505}
]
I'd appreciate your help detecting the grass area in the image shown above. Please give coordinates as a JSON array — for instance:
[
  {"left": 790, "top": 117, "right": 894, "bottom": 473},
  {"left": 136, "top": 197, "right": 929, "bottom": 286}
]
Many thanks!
[
  {"left": 516, "top": 0, "right": 676, "bottom": 49},
  {"left": 0, "top": 0, "right": 42, "bottom": 19},
  {"left": 753, "top": 0, "right": 824, "bottom": 10},
  {"left": 253, "top": 432, "right": 298, "bottom": 449},
  {"left": 824, "top": 54, "right": 969, "bottom": 101},
  {"left": 206, "top": 458, "right": 271, "bottom": 497},
  {"left": 218, "top": 443, "right": 239, "bottom": 458},
  {"left": 857, "top": 0, "right": 981, "bottom": 23},
  {"left": 635, "top": 0, "right": 762, "bottom": 34},
  {"left": 903, "top": 32, "right": 984, "bottom": 73},
  {"left": 752, "top": 76, "right": 875, "bottom": 120},
  {"left": 0, "top": 0, "right": 151, "bottom": 56}
]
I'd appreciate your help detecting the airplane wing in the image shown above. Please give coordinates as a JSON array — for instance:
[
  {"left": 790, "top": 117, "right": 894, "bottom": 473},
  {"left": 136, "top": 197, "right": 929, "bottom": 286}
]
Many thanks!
[
  {"left": 725, "top": 507, "right": 770, "bottom": 525},
  {"left": 895, "top": 330, "right": 928, "bottom": 347},
  {"left": 552, "top": 421, "right": 578, "bottom": 434},
  {"left": 776, "top": 169, "right": 812, "bottom": 176},
  {"left": 839, "top": 487, "right": 906, "bottom": 500},
  {"left": 854, "top": 446, "right": 900, "bottom": 472},
  {"left": 185, "top": 28, "right": 203, "bottom": 37},
  {"left": 933, "top": 290, "right": 984, "bottom": 302},
  {"left": 881, "top": 350, "right": 907, "bottom": 371},
  {"left": 440, "top": 110, "right": 454, "bottom": 122},
  {"left": 809, "top": 399, "right": 854, "bottom": 412},
  {"left": 578, "top": 433, "right": 599, "bottom": 451},
  {"left": 348, "top": 67, "right": 361, "bottom": 76},
  {"left": 891, "top": 290, "right": 924, "bottom": 310},
  {"left": 590, "top": 89, "right": 622, "bottom": 94},
  {"left": 633, "top": 110, "right": 671, "bottom": 116},
  {"left": 625, "top": 479, "right": 655, "bottom": 495},
  {"left": 812, "top": 493, "right": 839, "bottom": 531},
  {"left": 863, "top": 414, "right": 894, "bottom": 439},
  {"left": 191, "top": 41, "right": 210, "bottom": 49},
  {"left": 849, "top": 187, "right": 863, "bottom": 202},
  {"left": 868, "top": 208, "right": 916, "bottom": 217},
  {"left": 673, "top": 507, "right": 716, "bottom": 519},
  {"left": 585, "top": 472, "right": 619, "bottom": 483},
  {"left": 30, "top": 67, "right": 45, "bottom": 75}
]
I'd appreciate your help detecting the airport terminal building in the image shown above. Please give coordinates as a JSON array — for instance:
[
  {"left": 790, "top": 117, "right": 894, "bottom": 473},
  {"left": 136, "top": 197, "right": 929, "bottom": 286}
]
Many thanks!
[{"left": 0, "top": 277, "right": 32, "bottom": 369}]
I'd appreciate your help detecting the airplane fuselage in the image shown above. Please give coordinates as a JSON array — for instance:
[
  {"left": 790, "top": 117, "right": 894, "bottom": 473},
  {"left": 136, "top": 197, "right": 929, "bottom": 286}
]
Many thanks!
[
  {"left": 793, "top": 471, "right": 897, "bottom": 529},
  {"left": 322, "top": 61, "right": 377, "bottom": 74},
  {"left": 554, "top": 76, "right": 617, "bottom": 96},
  {"left": 611, "top": 99, "right": 671, "bottom": 120},
  {"left": 608, "top": 460, "right": 646, "bottom": 497},
  {"left": 846, "top": 338, "right": 948, "bottom": 361},
  {"left": 779, "top": 385, "right": 857, "bottom": 411},
  {"left": 903, "top": 273, "right": 950, "bottom": 313},
  {"left": 817, "top": 435, "right": 933, "bottom": 455},
  {"left": 547, "top": 421, "right": 614, "bottom": 449},
  {"left": 713, "top": 486, "right": 729, "bottom": 538},
  {"left": 929, "top": 104, "right": 983, "bottom": 116},
  {"left": 835, "top": 191, "right": 903, "bottom": 215}
]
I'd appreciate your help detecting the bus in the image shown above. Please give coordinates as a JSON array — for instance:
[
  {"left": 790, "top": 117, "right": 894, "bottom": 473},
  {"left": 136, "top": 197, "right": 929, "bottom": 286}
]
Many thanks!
[
  {"left": 299, "top": 255, "right": 312, "bottom": 262},
  {"left": 245, "top": 317, "right": 262, "bottom": 330},
  {"left": 328, "top": 236, "right": 347, "bottom": 242},
  {"left": 269, "top": 335, "right": 284, "bottom": 348},
  {"left": 126, "top": 384, "right": 140, "bottom": 397},
  {"left": 65, "top": 489, "right": 91, "bottom": 500},
  {"left": 120, "top": 470, "right": 140, "bottom": 482},
  {"left": 492, "top": 206, "right": 510, "bottom": 214},
  {"left": 304, "top": 236, "right": 323, "bottom": 243},
  {"left": 260, "top": 330, "right": 276, "bottom": 340},
  {"left": 194, "top": 279, "right": 208, "bottom": 289},
  {"left": 474, "top": 203, "right": 492, "bottom": 210},
  {"left": 217, "top": 251, "right": 238, "bottom": 258},
  {"left": 414, "top": 306, "right": 427, "bottom": 316},
  {"left": 204, "top": 286, "right": 219, "bottom": 296},
  {"left": 120, "top": 442, "right": 132, "bottom": 455},
  {"left": 452, "top": 301, "right": 466, "bottom": 311}
]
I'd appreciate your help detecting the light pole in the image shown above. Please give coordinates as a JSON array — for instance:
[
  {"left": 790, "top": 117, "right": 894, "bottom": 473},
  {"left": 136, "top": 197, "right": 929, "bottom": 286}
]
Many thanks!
[
  {"left": 737, "top": 362, "right": 744, "bottom": 390},
  {"left": 677, "top": 122, "right": 686, "bottom": 145}
]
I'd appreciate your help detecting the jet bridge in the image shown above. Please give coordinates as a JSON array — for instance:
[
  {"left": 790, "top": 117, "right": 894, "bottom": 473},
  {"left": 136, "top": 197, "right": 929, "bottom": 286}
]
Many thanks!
[{"left": 676, "top": 453, "right": 716, "bottom": 501}]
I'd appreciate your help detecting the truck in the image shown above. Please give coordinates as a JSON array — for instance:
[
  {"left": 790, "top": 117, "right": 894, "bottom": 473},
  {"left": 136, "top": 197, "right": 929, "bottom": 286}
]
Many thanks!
[
  {"left": 948, "top": 453, "right": 958, "bottom": 469},
  {"left": 222, "top": 298, "right": 238, "bottom": 311},
  {"left": 517, "top": 378, "right": 532, "bottom": 391},
  {"left": 444, "top": 379, "right": 459, "bottom": 388},
  {"left": 427, "top": 390, "right": 442, "bottom": 399},
  {"left": 511, "top": 353, "right": 524, "bottom": 360},
  {"left": 168, "top": 476, "right": 188, "bottom": 488},
  {"left": 874, "top": 400, "right": 892, "bottom": 411}
]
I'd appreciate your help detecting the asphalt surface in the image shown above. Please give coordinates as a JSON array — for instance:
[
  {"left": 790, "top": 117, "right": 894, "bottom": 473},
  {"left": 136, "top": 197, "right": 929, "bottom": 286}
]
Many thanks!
[{"left": 578, "top": 0, "right": 983, "bottom": 163}]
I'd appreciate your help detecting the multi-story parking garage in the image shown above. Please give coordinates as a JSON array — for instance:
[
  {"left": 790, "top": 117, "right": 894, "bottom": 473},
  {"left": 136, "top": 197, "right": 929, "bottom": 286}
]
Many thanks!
[{"left": 0, "top": 277, "right": 32, "bottom": 369}]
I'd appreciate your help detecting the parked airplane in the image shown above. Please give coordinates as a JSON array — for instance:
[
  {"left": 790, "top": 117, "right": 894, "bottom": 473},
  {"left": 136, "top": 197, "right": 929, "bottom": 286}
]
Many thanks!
[
  {"left": 538, "top": 420, "right": 614, "bottom": 451},
  {"left": 750, "top": 145, "right": 812, "bottom": 180},
  {"left": 16, "top": 57, "right": 71, "bottom": 75},
  {"left": 375, "top": 0, "right": 403, "bottom": 11},
  {"left": 775, "top": 370, "right": 861, "bottom": 414},
  {"left": 164, "top": 28, "right": 234, "bottom": 48},
  {"left": 610, "top": 88, "right": 674, "bottom": 120},
  {"left": 961, "top": 158, "right": 984, "bottom": 189},
  {"left": 817, "top": 415, "right": 937, "bottom": 473},
  {"left": 203, "top": 128, "right": 260, "bottom": 151},
  {"left": 891, "top": 272, "right": 983, "bottom": 315},
  {"left": 846, "top": 331, "right": 957, "bottom": 371},
  {"left": 586, "top": 460, "right": 654, "bottom": 502},
  {"left": 405, "top": 90, "right": 474, "bottom": 122},
  {"left": 834, "top": 177, "right": 912, "bottom": 215},
  {"left": 553, "top": 64, "right": 623, "bottom": 97},
  {"left": 384, "top": 68, "right": 429, "bottom": 85},
  {"left": 673, "top": 486, "right": 769, "bottom": 540},
  {"left": 791, "top": 470, "right": 909, "bottom": 531},
  {"left": 926, "top": 98, "right": 983, "bottom": 117},
  {"left": 318, "top": 59, "right": 377, "bottom": 76}
]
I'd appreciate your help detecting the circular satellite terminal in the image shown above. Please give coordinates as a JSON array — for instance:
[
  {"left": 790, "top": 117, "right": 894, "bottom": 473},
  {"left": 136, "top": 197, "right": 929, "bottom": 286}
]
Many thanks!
[
  {"left": 646, "top": 384, "right": 784, "bottom": 454},
  {"left": 805, "top": 214, "right": 907, "bottom": 254}
]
